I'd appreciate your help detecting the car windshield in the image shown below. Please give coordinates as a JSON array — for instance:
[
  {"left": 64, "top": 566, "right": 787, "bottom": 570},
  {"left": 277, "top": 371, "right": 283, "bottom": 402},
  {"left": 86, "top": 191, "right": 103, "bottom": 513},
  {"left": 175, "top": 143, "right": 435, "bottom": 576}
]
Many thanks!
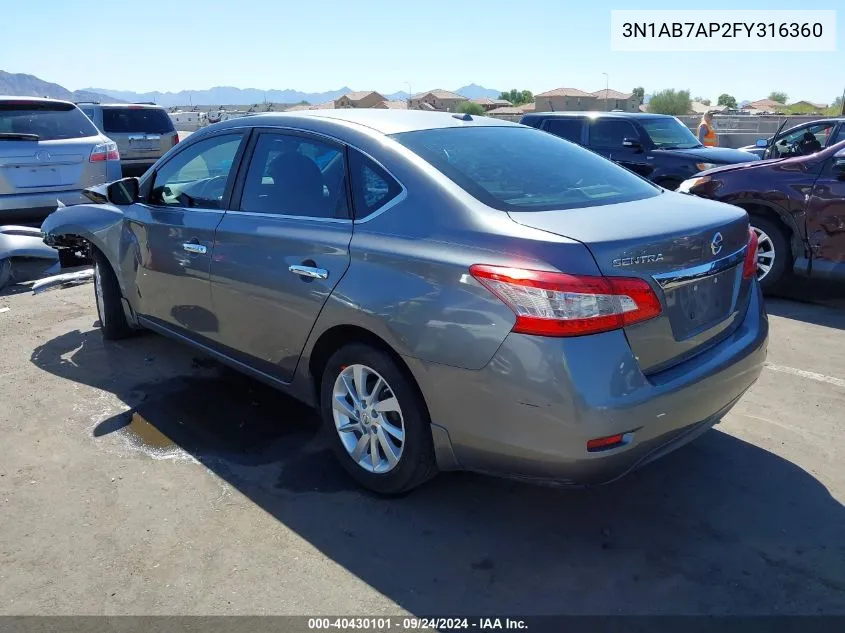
[
  {"left": 0, "top": 101, "right": 99, "bottom": 141},
  {"left": 640, "top": 117, "right": 702, "bottom": 149},
  {"left": 391, "top": 126, "right": 660, "bottom": 212},
  {"left": 103, "top": 107, "right": 175, "bottom": 134}
]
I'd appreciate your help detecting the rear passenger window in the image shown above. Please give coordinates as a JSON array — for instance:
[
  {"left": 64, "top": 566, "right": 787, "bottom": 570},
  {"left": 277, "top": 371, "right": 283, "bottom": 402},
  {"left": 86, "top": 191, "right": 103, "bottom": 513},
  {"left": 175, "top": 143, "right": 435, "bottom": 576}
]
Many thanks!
[
  {"left": 543, "top": 118, "right": 583, "bottom": 143},
  {"left": 239, "top": 132, "right": 349, "bottom": 219},
  {"left": 349, "top": 151, "right": 403, "bottom": 219},
  {"left": 589, "top": 119, "right": 639, "bottom": 148}
]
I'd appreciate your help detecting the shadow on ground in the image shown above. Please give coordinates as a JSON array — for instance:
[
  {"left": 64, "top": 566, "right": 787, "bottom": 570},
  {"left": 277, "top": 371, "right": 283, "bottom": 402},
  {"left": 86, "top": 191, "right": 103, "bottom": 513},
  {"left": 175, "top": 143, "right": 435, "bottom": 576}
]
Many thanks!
[
  {"left": 30, "top": 327, "right": 845, "bottom": 615},
  {"left": 766, "top": 278, "right": 845, "bottom": 329}
]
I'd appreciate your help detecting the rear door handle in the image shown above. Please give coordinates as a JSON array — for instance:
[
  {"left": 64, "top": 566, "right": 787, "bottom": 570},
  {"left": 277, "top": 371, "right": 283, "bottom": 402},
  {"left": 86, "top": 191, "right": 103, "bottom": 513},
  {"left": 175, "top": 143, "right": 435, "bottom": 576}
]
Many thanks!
[
  {"left": 182, "top": 242, "right": 207, "bottom": 255},
  {"left": 289, "top": 265, "right": 328, "bottom": 280}
]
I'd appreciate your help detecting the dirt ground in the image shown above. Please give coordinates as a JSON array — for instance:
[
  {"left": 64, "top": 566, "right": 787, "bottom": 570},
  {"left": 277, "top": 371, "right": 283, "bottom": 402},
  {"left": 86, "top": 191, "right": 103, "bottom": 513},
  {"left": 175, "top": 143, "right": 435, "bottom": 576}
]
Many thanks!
[{"left": 0, "top": 280, "right": 844, "bottom": 616}]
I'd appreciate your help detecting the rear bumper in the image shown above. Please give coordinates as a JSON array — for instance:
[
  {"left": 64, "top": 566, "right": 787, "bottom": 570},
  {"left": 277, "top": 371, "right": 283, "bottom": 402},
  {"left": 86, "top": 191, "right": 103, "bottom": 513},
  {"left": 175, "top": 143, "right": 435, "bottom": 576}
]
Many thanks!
[
  {"left": 0, "top": 190, "right": 91, "bottom": 223},
  {"left": 410, "top": 282, "right": 769, "bottom": 484},
  {"left": 120, "top": 159, "right": 157, "bottom": 177}
]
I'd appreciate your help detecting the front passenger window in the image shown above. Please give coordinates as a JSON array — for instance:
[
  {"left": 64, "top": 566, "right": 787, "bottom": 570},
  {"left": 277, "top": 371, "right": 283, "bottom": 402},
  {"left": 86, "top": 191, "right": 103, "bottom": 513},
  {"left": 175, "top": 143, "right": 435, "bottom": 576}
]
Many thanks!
[{"left": 151, "top": 133, "right": 243, "bottom": 209}]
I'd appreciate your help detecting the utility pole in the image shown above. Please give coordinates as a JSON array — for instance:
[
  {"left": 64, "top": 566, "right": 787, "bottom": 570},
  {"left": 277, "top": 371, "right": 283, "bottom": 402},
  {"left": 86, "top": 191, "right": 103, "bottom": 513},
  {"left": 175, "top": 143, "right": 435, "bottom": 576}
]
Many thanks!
[
  {"left": 602, "top": 73, "right": 609, "bottom": 111},
  {"left": 840, "top": 85, "right": 845, "bottom": 116},
  {"left": 405, "top": 82, "right": 412, "bottom": 109}
]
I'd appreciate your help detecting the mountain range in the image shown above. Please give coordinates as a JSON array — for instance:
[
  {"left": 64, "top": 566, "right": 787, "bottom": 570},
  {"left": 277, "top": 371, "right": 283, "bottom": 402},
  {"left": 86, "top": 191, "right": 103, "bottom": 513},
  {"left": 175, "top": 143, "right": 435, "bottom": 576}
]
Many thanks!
[
  {"left": 0, "top": 71, "right": 119, "bottom": 103},
  {"left": 84, "top": 82, "right": 503, "bottom": 107},
  {"left": 1, "top": 70, "right": 503, "bottom": 106}
]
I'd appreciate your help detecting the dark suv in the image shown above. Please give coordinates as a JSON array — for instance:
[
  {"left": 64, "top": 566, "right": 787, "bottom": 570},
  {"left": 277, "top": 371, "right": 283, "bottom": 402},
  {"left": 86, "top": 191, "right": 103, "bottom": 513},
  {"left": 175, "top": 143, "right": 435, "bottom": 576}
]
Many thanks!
[
  {"left": 680, "top": 140, "right": 845, "bottom": 290},
  {"left": 77, "top": 103, "right": 179, "bottom": 177},
  {"left": 521, "top": 112, "right": 759, "bottom": 190}
]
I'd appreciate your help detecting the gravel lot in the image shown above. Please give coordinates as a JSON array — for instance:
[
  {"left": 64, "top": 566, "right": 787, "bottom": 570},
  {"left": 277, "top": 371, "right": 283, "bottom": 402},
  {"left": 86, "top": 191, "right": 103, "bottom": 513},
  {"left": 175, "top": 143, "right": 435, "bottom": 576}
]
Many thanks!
[{"left": 0, "top": 279, "right": 844, "bottom": 616}]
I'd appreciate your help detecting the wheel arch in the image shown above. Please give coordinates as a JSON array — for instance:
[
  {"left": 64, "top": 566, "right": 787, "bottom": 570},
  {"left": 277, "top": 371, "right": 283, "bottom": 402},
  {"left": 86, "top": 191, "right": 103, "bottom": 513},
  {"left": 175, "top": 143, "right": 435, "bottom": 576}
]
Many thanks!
[{"left": 732, "top": 200, "right": 804, "bottom": 261}]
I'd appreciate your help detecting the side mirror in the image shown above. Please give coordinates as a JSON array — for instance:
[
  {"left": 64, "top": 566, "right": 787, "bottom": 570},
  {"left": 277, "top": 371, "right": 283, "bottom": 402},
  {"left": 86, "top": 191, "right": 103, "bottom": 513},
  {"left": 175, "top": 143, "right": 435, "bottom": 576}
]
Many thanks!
[
  {"left": 106, "top": 177, "right": 140, "bottom": 205},
  {"left": 622, "top": 137, "right": 642, "bottom": 149},
  {"left": 755, "top": 138, "right": 769, "bottom": 148}
]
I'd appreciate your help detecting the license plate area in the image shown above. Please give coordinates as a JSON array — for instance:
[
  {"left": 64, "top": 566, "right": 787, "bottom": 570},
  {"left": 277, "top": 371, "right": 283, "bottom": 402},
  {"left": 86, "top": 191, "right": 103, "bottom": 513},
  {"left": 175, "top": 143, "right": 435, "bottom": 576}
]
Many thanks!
[{"left": 663, "top": 267, "right": 738, "bottom": 340}]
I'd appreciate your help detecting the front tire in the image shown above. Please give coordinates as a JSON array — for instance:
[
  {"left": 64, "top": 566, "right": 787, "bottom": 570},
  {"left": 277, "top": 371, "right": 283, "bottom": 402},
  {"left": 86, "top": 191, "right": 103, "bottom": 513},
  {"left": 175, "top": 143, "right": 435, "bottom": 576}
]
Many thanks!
[
  {"left": 749, "top": 216, "right": 790, "bottom": 291},
  {"left": 320, "top": 343, "right": 437, "bottom": 494},
  {"left": 92, "top": 250, "right": 133, "bottom": 340}
]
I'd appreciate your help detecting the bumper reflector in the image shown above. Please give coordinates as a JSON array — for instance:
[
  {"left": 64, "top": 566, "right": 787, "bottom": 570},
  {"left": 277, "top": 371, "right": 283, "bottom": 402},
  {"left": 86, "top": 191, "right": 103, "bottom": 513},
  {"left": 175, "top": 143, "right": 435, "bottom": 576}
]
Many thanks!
[{"left": 587, "top": 433, "right": 626, "bottom": 452}]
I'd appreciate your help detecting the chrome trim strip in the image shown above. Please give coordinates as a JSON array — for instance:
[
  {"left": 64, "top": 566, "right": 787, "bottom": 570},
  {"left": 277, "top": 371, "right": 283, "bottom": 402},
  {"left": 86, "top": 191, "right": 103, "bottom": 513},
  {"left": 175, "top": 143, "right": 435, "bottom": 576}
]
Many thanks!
[
  {"left": 652, "top": 245, "right": 747, "bottom": 290},
  {"left": 222, "top": 210, "right": 352, "bottom": 224}
]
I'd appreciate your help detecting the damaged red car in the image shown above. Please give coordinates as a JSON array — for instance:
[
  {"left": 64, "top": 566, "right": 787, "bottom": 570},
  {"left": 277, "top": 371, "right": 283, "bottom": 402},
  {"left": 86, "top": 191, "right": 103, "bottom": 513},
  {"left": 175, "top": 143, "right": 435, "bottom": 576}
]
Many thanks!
[{"left": 679, "top": 139, "right": 845, "bottom": 290}]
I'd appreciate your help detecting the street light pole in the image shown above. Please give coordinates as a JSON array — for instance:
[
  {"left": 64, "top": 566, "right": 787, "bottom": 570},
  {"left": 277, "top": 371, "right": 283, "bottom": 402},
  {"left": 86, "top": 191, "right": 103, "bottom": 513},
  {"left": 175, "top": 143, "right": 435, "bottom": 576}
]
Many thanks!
[{"left": 602, "top": 73, "right": 609, "bottom": 111}]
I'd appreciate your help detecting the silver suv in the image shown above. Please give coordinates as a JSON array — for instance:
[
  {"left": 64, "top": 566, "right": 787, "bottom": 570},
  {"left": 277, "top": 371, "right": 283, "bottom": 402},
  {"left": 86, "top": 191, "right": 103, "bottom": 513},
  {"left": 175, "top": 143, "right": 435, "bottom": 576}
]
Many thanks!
[
  {"left": 0, "top": 97, "right": 121, "bottom": 224},
  {"left": 77, "top": 102, "right": 179, "bottom": 177}
]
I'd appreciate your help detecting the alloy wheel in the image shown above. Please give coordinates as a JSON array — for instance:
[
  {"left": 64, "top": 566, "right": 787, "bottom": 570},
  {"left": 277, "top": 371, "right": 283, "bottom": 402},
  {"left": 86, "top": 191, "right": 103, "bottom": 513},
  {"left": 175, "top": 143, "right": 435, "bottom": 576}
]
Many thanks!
[
  {"left": 752, "top": 226, "right": 776, "bottom": 282},
  {"left": 331, "top": 364, "right": 405, "bottom": 474}
]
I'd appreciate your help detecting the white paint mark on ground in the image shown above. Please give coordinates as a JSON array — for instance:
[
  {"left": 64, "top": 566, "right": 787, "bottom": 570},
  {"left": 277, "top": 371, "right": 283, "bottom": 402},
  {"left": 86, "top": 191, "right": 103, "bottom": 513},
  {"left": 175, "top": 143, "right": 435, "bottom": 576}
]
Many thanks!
[{"left": 765, "top": 363, "right": 845, "bottom": 389}]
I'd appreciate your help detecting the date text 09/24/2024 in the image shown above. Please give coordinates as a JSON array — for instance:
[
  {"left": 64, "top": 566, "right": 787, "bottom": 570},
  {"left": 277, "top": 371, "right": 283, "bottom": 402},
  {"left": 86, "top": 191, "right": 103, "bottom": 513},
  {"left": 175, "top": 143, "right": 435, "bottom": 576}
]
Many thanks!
[{"left": 307, "top": 617, "right": 528, "bottom": 630}]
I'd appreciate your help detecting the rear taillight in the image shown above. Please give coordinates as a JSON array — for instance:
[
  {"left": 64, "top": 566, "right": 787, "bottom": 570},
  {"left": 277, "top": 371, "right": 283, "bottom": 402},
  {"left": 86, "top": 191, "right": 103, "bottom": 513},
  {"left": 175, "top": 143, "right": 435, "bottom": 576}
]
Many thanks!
[
  {"left": 90, "top": 141, "right": 119, "bottom": 162},
  {"left": 469, "top": 265, "right": 662, "bottom": 337},
  {"left": 743, "top": 227, "right": 759, "bottom": 280}
]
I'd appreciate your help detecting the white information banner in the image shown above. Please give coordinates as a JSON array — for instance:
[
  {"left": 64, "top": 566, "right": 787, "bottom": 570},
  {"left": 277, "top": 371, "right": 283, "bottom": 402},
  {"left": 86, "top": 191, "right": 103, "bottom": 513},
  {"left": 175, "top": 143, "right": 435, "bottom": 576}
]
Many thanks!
[{"left": 611, "top": 10, "right": 836, "bottom": 52}]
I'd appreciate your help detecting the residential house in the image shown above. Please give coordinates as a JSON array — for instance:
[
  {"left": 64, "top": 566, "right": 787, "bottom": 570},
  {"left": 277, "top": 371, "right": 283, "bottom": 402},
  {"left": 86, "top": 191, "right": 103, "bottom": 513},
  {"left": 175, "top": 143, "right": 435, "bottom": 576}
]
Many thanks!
[
  {"left": 409, "top": 89, "right": 468, "bottom": 112},
  {"left": 746, "top": 98, "right": 786, "bottom": 113},
  {"left": 374, "top": 100, "right": 408, "bottom": 109},
  {"left": 470, "top": 97, "right": 512, "bottom": 112},
  {"left": 334, "top": 91, "right": 387, "bottom": 109},
  {"left": 789, "top": 100, "right": 829, "bottom": 113},
  {"left": 590, "top": 89, "right": 640, "bottom": 112},
  {"left": 534, "top": 88, "right": 596, "bottom": 112},
  {"left": 484, "top": 105, "right": 527, "bottom": 122},
  {"left": 689, "top": 101, "right": 726, "bottom": 115}
]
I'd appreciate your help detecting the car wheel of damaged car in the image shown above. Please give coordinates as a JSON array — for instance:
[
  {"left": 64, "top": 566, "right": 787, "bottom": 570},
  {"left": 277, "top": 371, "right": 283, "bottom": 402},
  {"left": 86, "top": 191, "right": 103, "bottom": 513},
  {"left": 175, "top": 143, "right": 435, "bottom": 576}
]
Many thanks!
[
  {"left": 92, "top": 250, "right": 133, "bottom": 340},
  {"left": 0, "top": 258, "right": 11, "bottom": 291},
  {"left": 749, "top": 216, "right": 790, "bottom": 290},
  {"left": 320, "top": 343, "right": 437, "bottom": 495}
]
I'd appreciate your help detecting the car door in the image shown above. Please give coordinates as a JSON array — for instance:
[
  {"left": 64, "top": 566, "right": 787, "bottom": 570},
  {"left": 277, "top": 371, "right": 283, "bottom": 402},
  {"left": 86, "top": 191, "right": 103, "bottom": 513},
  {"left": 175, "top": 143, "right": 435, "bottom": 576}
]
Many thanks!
[
  {"left": 767, "top": 121, "right": 836, "bottom": 158},
  {"left": 586, "top": 118, "right": 651, "bottom": 178},
  {"left": 805, "top": 147, "right": 845, "bottom": 280},
  {"left": 130, "top": 131, "right": 246, "bottom": 333},
  {"left": 540, "top": 117, "right": 586, "bottom": 145},
  {"left": 209, "top": 128, "right": 353, "bottom": 382}
]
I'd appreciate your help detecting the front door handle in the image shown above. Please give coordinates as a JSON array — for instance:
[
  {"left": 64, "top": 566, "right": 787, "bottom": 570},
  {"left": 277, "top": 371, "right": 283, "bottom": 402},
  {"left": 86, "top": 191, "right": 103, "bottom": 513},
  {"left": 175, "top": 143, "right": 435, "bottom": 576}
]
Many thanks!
[
  {"left": 182, "top": 242, "right": 207, "bottom": 255},
  {"left": 289, "top": 265, "right": 328, "bottom": 280}
]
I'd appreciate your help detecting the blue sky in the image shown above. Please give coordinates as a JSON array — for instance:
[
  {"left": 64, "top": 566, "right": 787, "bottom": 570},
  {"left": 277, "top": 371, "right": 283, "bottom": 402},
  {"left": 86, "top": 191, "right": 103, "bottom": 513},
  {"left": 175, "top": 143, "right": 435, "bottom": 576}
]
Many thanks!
[{"left": 1, "top": 0, "right": 840, "bottom": 103}]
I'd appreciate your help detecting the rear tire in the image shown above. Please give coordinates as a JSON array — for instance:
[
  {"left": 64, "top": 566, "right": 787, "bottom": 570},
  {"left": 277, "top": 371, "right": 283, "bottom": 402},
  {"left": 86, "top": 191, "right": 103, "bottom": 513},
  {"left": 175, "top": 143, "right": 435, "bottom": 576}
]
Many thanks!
[
  {"left": 749, "top": 215, "right": 790, "bottom": 291},
  {"left": 0, "top": 258, "right": 11, "bottom": 291},
  {"left": 92, "top": 250, "right": 133, "bottom": 340},
  {"left": 319, "top": 343, "right": 437, "bottom": 495}
]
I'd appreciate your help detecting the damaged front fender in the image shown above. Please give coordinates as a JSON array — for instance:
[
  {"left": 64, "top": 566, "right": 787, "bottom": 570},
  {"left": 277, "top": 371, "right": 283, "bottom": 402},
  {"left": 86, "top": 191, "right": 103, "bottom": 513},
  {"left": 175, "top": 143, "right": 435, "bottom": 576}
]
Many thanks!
[{"left": 40, "top": 203, "right": 126, "bottom": 271}]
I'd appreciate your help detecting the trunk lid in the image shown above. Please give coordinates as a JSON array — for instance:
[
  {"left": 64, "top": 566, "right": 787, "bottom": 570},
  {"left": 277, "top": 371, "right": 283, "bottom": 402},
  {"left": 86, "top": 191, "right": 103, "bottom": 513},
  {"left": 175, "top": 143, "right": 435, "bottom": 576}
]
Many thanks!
[
  {"left": 0, "top": 137, "right": 104, "bottom": 194},
  {"left": 508, "top": 192, "right": 753, "bottom": 373}
]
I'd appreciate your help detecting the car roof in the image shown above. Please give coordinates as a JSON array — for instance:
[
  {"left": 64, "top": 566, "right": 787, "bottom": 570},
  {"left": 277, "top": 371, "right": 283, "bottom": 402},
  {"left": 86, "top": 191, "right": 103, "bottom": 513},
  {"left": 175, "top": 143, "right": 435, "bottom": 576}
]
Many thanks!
[
  {"left": 0, "top": 95, "right": 77, "bottom": 106},
  {"left": 522, "top": 111, "right": 673, "bottom": 120},
  {"left": 212, "top": 109, "right": 521, "bottom": 136}
]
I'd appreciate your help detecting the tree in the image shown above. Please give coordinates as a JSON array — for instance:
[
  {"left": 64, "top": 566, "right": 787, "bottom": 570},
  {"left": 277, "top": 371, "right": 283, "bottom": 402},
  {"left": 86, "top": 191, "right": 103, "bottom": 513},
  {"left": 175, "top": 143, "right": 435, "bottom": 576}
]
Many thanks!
[
  {"left": 717, "top": 93, "right": 737, "bottom": 109},
  {"left": 499, "top": 89, "right": 533, "bottom": 106},
  {"left": 458, "top": 101, "right": 485, "bottom": 116},
  {"left": 646, "top": 89, "right": 691, "bottom": 115},
  {"left": 632, "top": 87, "right": 645, "bottom": 102},
  {"left": 827, "top": 96, "right": 844, "bottom": 116},
  {"left": 701, "top": 99, "right": 711, "bottom": 106},
  {"left": 768, "top": 91, "right": 788, "bottom": 104}
]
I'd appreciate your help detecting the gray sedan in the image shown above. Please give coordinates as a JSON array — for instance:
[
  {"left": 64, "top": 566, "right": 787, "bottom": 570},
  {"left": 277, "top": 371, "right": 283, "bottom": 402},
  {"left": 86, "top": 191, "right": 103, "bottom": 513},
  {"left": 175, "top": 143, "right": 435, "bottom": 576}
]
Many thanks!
[{"left": 42, "top": 110, "right": 768, "bottom": 494}]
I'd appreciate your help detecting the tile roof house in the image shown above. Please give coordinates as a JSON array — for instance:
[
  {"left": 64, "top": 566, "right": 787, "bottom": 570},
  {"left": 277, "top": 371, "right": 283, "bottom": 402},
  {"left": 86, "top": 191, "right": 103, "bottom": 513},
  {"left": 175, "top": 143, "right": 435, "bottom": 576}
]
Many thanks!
[
  {"left": 746, "top": 98, "right": 786, "bottom": 113},
  {"left": 409, "top": 89, "right": 468, "bottom": 112},
  {"left": 590, "top": 88, "right": 640, "bottom": 112},
  {"left": 375, "top": 100, "right": 408, "bottom": 109},
  {"left": 534, "top": 87, "right": 597, "bottom": 113},
  {"left": 789, "top": 100, "right": 829, "bottom": 112},
  {"left": 334, "top": 91, "right": 387, "bottom": 109},
  {"left": 470, "top": 97, "right": 512, "bottom": 111}
]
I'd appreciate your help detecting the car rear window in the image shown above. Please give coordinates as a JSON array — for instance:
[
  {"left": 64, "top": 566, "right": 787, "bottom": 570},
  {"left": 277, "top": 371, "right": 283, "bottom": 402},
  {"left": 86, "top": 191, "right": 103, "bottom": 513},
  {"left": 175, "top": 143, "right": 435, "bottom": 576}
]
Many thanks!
[
  {"left": 0, "top": 101, "right": 99, "bottom": 141},
  {"left": 391, "top": 126, "right": 659, "bottom": 212},
  {"left": 103, "top": 107, "right": 175, "bottom": 134}
]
